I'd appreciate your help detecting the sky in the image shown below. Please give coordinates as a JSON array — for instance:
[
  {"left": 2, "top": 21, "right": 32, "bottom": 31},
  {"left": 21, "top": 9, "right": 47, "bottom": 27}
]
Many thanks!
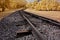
[{"left": 26, "top": 0, "right": 34, "bottom": 2}]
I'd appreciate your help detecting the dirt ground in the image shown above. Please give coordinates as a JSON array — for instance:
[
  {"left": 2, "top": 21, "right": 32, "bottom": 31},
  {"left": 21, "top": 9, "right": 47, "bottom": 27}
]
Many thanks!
[{"left": 0, "top": 8, "right": 23, "bottom": 20}]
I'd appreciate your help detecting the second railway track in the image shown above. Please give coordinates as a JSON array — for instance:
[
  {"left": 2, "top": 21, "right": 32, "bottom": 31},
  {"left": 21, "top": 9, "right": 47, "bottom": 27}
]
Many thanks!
[{"left": 0, "top": 10, "right": 60, "bottom": 40}]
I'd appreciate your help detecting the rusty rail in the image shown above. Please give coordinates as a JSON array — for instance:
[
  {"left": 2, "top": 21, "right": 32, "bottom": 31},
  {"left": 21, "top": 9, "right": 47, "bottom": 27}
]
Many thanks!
[{"left": 19, "top": 11, "right": 47, "bottom": 40}]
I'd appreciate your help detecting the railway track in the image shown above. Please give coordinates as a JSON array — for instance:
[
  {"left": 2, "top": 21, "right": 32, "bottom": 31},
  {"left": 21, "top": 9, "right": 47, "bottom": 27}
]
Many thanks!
[{"left": 0, "top": 10, "right": 60, "bottom": 40}]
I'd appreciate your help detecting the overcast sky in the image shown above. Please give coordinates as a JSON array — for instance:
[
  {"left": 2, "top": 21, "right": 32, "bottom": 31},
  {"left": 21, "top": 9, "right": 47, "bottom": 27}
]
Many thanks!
[{"left": 26, "top": 0, "right": 34, "bottom": 2}]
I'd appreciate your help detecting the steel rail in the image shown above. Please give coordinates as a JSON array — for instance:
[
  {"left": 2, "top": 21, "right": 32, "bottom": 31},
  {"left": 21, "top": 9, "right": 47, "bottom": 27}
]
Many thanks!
[
  {"left": 23, "top": 11, "right": 60, "bottom": 27},
  {"left": 19, "top": 11, "right": 47, "bottom": 40}
]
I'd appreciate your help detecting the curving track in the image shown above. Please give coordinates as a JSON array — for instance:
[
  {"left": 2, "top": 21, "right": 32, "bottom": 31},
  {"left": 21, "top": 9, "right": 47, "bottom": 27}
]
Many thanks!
[{"left": 0, "top": 10, "right": 60, "bottom": 40}]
